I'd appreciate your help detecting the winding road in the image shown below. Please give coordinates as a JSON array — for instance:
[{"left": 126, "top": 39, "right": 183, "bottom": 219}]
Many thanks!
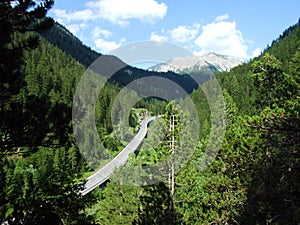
[{"left": 80, "top": 117, "right": 156, "bottom": 196}]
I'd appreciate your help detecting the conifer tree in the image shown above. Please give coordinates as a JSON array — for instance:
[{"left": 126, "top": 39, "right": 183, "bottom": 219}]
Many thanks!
[{"left": 0, "top": 0, "right": 54, "bottom": 151}]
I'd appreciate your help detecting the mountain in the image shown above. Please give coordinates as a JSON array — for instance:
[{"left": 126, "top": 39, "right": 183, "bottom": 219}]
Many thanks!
[
  {"left": 2, "top": 7, "right": 300, "bottom": 224},
  {"left": 39, "top": 22, "right": 101, "bottom": 67},
  {"left": 39, "top": 22, "right": 200, "bottom": 94},
  {"left": 149, "top": 53, "right": 243, "bottom": 74}
]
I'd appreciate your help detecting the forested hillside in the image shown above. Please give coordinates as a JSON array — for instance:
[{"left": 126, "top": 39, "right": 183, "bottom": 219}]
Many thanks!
[
  {"left": 39, "top": 22, "right": 101, "bottom": 67},
  {"left": 39, "top": 22, "right": 206, "bottom": 94},
  {"left": 0, "top": 1, "right": 299, "bottom": 224},
  {"left": 179, "top": 19, "right": 300, "bottom": 224},
  {"left": 0, "top": 1, "right": 94, "bottom": 224},
  {"left": 86, "top": 20, "right": 300, "bottom": 225}
]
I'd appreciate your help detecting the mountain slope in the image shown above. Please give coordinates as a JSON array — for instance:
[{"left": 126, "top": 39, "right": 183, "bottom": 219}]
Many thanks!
[
  {"left": 149, "top": 53, "right": 242, "bottom": 74},
  {"left": 39, "top": 22, "right": 101, "bottom": 67},
  {"left": 39, "top": 22, "right": 200, "bottom": 94},
  {"left": 263, "top": 18, "right": 300, "bottom": 71}
]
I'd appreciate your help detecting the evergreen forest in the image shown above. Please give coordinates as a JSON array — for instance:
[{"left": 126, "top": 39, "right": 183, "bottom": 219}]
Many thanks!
[{"left": 0, "top": 1, "right": 299, "bottom": 224}]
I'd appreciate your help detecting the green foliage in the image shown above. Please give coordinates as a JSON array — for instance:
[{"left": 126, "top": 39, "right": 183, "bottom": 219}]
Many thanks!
[
  {"left": 174, "top": 93, "right": 247, "bottom": 224},
  {"left": 69, "top": 19, "right": 300, "bottom": 225},
  {"left": 135, "top": 183, "right": 178, "bottom": 225},
  {"left": 3, "top": 146, "right": 92, "bottom": 224},
  {"left": 176, "top": 170, "right": 246, "bottom": 224},
  {"left": 173, "top": 21, "right": 300, "bottom": 225},
  {"left": 265, "top": 19, "right": 300, "bottom": 71},
  {"left": 39, "top": 22, "right": 100, "bottom": 67},
  {"left": 89, "top": 181, "right": 177, "bottom": 225},
  {"left": 90, "top": 182, "right": 140, "bottom": 224},
  {"left": 252, "top": 53, "right": 294, "bottom": 109},
  {"left": 0, "top": 2, "right": 100, "bottom": 224},
  {"left": 1, "top": 2, "right": 300, "bottom": 224},
  {"left": 217, "top": 62, "right": 256, "bottom": 115},
  {"left": 237, "top": 50, "right": 300, "bottom": 224},
  {"left": 0, "top": 1, "right": 54, "bottom": 151},
  {"left": 40, "top": 23, "right": 203, "bottom": 96}
]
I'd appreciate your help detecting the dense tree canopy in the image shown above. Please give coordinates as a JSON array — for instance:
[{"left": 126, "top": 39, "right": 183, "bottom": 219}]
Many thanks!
[{"left": 0, "top": 2, "right": 299, "bottom": 223}]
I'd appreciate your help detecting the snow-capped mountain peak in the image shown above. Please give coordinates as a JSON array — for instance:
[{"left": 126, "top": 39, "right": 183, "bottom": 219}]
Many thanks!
[{"left": 149, "top": 53, "right": 243, "bottom": 74}]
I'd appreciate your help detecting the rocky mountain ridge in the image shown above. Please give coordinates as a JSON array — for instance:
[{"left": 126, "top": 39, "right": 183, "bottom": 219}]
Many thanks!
[{"left": 149, "top": 53, "right": 243, "bottom": 74}]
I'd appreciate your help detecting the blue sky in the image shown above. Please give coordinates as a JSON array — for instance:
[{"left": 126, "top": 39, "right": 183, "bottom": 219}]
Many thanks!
[{"left": 48, "top": 0, "right": 300, "bottom": 60}]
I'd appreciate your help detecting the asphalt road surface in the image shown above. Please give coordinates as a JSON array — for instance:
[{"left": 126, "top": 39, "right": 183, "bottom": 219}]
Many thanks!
[{"left": 80, "top": 117, "right": 156, "bottom": 196}]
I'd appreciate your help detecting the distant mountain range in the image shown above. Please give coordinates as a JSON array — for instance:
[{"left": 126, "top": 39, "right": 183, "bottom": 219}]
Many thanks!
[
  {"left": 148, "top": 53, "right": 243, "bottom": 74},
  {"left": 39, "top": 23, "right": 243, "bottom": 95}
]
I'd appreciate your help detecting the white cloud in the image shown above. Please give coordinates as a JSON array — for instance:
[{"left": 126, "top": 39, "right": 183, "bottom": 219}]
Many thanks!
[
  {"left": 194, "top": 15, "right": 248, "bottom": 59},
  {"left": 215, "top": 14, "right": 229, "bottom": 22},
  {"left": 66, "top": 23, "right": 88, "bottom": 36},
  {"left": 150, "top": 32, "right": 168, "bottom": 42},
  {"left": 251, "top": 47, "right": 262, "bottom": 58},
  {"left": 170, "top": 24, "right": 200, "bottom": 43},
  {"left": 94, "top": 38, "right": 125, "bottom": 53},
  {"left": 149, "top": 23, "right": 200, "bottom": 43},
  {"left": 53, "top": 9, "right": 95, "bottom": 22},
  {"left": 54, "top": 0, "right": 167, "bottom": 26},
  {"left": 86, "top": 0, "right": 167, "bottom": 25},
  {"left": 92, "top": 27, "right": 113, "bottom": 39}
]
